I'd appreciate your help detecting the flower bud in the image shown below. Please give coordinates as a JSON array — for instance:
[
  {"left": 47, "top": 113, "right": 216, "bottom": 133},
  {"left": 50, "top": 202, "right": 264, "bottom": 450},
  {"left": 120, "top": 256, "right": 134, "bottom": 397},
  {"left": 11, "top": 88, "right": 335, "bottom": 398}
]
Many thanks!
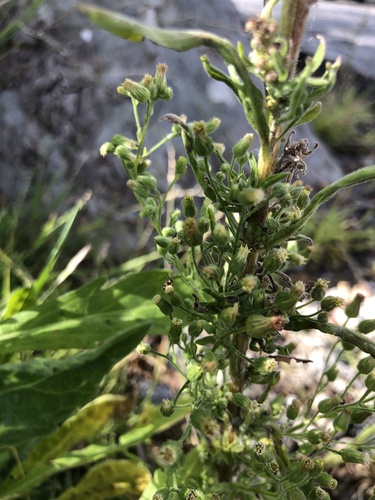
[
  {"left": 188, "top": 320, "right": 204, "bottom": 338},
  {"left": 265, "top": 217, "right": 280, "bottom": 233},
  {"left": 183, "top": 196, "right": 197, "bottom": 218},
  {"left": 316, "top": 471, "right": 338, "bottom": 490},
  {"left": 230, "top": 246, "right": 250, "bottom": 276},
  {"left": 118, "top": 79, "right": 151, "bottom": 103},
  {"left": 220, "top": 303, "right": 239, "bottom": 326},
  {"left": 345, "top": 293, "right": 365, "bottom": 318},
  {"left": 169, "top": 211, "right": 181, "bottom": 228},
  {"left": 333, "top": 409, "right": 352, "bottom": 433},
  {"left": 154, "top": 63, "right": 173, "bottom": 100},
  {"left": 357, "top": 355, "right": 375, "bottom": 375},
  {"left": 246, "top": 315, "right": 284, "bottom": 338},
  {"left": 286, "top": 461, "right": 307, "bottom": 483},
  {"left": 175, "top": 156, "right": 187, "bottom": 179},
  {"left": 205, "top": 117, "right": 221, "bottom": 135},
  {"left": 286, "top": 399, "right": 301, "bottom": 420},
  {"left": 310, "top": 278, "right": 329, "bottom": 302},
  {"left": 317, "top": 311, "right": 330, "bottom": 323},
  {"left": 341, "top": 448, "right": 370, "bottom": 465},
  {"left": 306, "top": 429, "right": 329, "bottom": 445},
  {"left": 365, "top": 372, "right": 375, "bottom": 391},
  {"left": 320, "top": 296, "right": 345, "bottom": 312},
  {"left": 310, "top": 486, "right": 330, "bottom": 499},
  {"left": 161, "top": 226, "right": 174, "bottom": 237},
  {"left": 184, "top": 218, "right": 202, "bottom": 246},
  {"left": 160, "top": 398, "right": 174, "bottom": 417},
  {"left": 112, "top": 134, "right": 138, "bottom": 149},
  {"left": 273, "top": 281, "right": 305, "bottom": 312},
  {"left": 140, "top": 205, "right": 157, "bottom": 218},
  {"left": 192, "top": 121, "right": 215, "bottom": 157},
  {"left": 232, "top": 133, "right": 254, "bottom": 158},
  {"left": 202, "top": 265, "right": 220, "bottom": 281},
  {"left": 152, "top": 294, "right": 173, "bottom": 316},
  {"left": 212, "top": 224, "right": 230, "bottom": 247},
  {"left": 242, "top": 275, "right": 259, "bottom": 293},
  {"left": 216, "top": 171, "right": 226, "bottom": 182},
  {"left": 253, "top": 357, "right": 278, "bottom": 375},
  {"left": 324, "top": 366, "right": 339, "bottom": 382},
  {"left": 309, "top": 458, "right": 325, "bottom": 478},
  {"left": 296, "top": 188, "right": 311, "bottom": 209},
  {"left": 238, "top": 187, "right": 265, "bottom": 206},
  {"left": 342, "top": 340, "right": 356, "bottom": 351},
  {"left": 263, "top": 248, "right": 288, "bottom": 273},
  {"left": 272, "top": 182, "right": 290, "bottom": 199},
  {"left": 115, "top": 145, "right": 136, "bottom": 163},
  {"left": 318, "top": 395, "right": 343, "bottom": 414},
  {"left": 127, "top": 179, "right": 149, "bottom": 198},
  {"left": 197, "top": 217, "right": 210, "bottom": 235},
  {"left": 137, "top": 174, "right": 157, "bottom": 190},
  {"left": 158, "top": 442, "right": 179, "bottom": 466},
  {"left": 168, "top": 236, "right": 181, "bottom": 255},
  {"left": 169, "top": 318, "right": 183, "bottom": 344},
  {"left": 358, "top": 319, "right": 375, "bottom": 334},
  {"left": 136, "top": 342, "right": 151, "bottom": 355},
  {"left": 100, "top": 142, "right": 115, "bottom": 157},
  {"left": 154, "top": 235, "right": 170, "bottom": 248}
]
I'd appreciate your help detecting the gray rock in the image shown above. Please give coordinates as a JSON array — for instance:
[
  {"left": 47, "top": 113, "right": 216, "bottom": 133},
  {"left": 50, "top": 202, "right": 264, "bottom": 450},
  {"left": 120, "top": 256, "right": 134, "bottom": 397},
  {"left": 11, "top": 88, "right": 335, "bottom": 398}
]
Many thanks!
[{"left": 231, "top": 0, "right": 375, "bottom": 79}]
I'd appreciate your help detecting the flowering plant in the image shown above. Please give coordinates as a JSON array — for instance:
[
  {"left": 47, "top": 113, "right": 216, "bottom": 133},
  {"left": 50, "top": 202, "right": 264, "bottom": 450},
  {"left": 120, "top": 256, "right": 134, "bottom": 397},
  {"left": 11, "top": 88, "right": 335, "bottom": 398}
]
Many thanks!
[{"left": 78, "top": 1, "right": 375, "bottom": 498}]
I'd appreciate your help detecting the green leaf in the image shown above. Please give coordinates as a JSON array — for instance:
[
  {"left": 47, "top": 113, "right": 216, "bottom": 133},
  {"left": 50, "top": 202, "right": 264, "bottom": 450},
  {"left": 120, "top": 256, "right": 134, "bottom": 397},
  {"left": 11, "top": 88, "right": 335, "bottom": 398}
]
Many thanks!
[
  {"left": 2, "top": 286, "right": 37, "bottom": 319},
  {"left": 56, "top": 459, "right": 151, "bottom": 500},
  {"left": 258, "top": 172, "right": 290, "bottom": 190},
  {"left": 77, "top": 4, "right": 217, "bottom": 50},
  {"left": 0, "top": 271, "right": 169, "bottom": 352},
  {"left": 15, "top": 395, "right": 133, "bottom": 477},
  {"left": 295, "top": 101, "right": 322, "bottom": 126},
  {"left": 0, "top": 323, "right": 148, "bottom": 447}
]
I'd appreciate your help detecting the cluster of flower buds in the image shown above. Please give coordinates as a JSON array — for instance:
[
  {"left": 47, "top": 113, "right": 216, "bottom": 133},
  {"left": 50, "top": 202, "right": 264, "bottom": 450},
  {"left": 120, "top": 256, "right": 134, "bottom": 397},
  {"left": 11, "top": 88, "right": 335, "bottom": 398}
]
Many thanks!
[{"left": 117, "top": 63, "right": 173, "bottom": 103}]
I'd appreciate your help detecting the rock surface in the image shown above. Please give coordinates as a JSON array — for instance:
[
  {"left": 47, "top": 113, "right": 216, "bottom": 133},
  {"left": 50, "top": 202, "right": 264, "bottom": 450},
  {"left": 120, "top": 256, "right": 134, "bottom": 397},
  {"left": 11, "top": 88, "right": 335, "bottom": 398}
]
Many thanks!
[{"left": 232, "top": 0, "right": 375, "bottom": 79}]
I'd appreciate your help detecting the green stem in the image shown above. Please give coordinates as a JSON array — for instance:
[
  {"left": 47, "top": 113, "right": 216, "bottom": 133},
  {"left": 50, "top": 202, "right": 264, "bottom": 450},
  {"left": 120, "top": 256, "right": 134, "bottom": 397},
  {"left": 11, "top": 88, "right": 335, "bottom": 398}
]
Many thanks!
[{"left": 288, "top": 316, "right": 375, "bottom": 357}]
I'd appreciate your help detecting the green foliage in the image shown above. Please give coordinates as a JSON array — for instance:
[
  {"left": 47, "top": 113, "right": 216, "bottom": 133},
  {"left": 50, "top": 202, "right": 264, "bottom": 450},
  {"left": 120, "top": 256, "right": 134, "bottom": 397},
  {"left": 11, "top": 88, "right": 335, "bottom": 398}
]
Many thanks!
[
  {"left": 312, "top": 78, "right": 375, "bottom": 154},
  {"left": 305, "top": 203, "right": 375, "bottom": 270}
]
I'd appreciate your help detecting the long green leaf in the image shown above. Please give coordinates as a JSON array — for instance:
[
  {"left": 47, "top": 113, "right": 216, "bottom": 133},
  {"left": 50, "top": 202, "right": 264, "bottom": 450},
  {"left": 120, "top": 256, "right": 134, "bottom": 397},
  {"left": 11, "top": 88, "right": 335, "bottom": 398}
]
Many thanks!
[
  {"left": 0, "top": 323, "right": 148, "bottom": 447},
  {"left": 0, "top": 271, "right": 169, "bottom": 352}
]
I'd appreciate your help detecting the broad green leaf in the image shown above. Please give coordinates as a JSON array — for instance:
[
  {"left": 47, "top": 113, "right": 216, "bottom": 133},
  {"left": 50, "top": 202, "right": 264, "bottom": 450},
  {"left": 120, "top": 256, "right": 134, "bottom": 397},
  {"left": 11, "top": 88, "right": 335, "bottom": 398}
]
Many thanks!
[
  {"left": 13, "top": 395, "right": 132, "bottom": 478},
  {"left": 0, "top": 323, "right": 148, "bottom": 447},
  {"left": 56, "top": 460, "right": 151, "bottom": 500},
  {"left": 0, "top": 271, "right": 170, "bottom": 352}
]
